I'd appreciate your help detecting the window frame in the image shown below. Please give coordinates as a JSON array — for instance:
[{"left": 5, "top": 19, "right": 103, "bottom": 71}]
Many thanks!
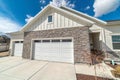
[
  {"left": 48, "top": 15, "right": 53, "bottom": 23},
  {"left": 51, "top": 39, "right": 61, "bottom": 43},
  {"left": 62, "top": 39, "right": 72, "bottom": 42},
  {"left": 42, "top": 40, "right": 51, "bottom": 43},
  {"left": 112, "top": 35, "right": 120, "bottom": 50}
]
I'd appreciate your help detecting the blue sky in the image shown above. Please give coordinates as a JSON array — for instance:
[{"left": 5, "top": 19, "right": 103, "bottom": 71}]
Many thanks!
[{"left": 0, "top": 0, "right": 120, "bottom": 33}]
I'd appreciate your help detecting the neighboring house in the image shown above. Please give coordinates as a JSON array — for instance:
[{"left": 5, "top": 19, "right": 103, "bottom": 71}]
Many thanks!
[
  {"left": 0, "top": 35, "right": 10, "bottom": 52},
  {"left": 8, "top": 5, "right": 120, "bottom": 64}
]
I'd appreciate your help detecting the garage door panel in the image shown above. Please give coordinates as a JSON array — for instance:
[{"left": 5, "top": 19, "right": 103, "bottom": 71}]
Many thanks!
[
  {"left": 42, "top": 53, "right": 73, "bottom": 60},
  {"left": 14, "top": 43, "right": 23, "bottom": 57},
  {"left": 34, "top": 39, "right": 74, "bottom": 63},
  {"left": 35, "top": 55, "right": 73, "bottom": 63}
]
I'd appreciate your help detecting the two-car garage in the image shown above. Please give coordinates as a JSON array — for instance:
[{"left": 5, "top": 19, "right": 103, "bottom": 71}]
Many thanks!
[
  {"left": 13, "top": 38, "right": 74, "bottom": 63},
  {"left": 33, "top": 39, "right": 74, "bottom": 63}
]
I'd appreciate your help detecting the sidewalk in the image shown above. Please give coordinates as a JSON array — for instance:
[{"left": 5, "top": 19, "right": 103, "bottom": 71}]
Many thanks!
[{"left": 75, "top": 62, "right": 115, "bottom": 79}]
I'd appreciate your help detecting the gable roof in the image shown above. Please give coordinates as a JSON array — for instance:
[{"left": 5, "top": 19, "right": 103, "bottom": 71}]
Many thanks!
[
  {"left": 20, "top": 4, "right": 108, "bottom": 32},
  {"left": 60, "top": 6, "right": 107, "bottom": 25}
]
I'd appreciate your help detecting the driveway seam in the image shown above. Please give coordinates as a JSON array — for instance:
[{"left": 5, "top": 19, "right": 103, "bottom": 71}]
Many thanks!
[
  {"left": 27, "top": 62, "right": 49, "bottom": 80},
  {"left": 73, "top": 64, "right": 77, "bottom": 80},
  {"left": 0, "top": 73, "right": 24, "bottom": 80},
  {"left": 0, "top": 57, "right": 19, "bottom": 63},
  {"left": 0, "top": 60, "right": 29, "bottom": 73}
]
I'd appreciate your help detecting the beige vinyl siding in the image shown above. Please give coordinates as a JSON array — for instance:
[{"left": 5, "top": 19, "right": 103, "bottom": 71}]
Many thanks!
[
  {"left": 103, "top": 25, "right": 120, "bottom": 51},
  {"left": 27, "top": 9, "right": 83, "bottom": 31},
  {"left": 90, "top": 24, "right": 120, "bottom": 51},
  {"left": 54, "top": 13, "right": 57, "bottom": 28},
  {"left": 7, "top": 32, "right": 24, "bottom": 55}
]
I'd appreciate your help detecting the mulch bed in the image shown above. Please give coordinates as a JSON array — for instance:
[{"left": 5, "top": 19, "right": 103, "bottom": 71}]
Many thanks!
[
  {"left": 107, "top": 63, "right": 120, "bottom": 78},
  {"left": 107, "top": 64, "right": 117, "bottom": 69},
  {"left": 76, "top": 74, "right": 113, "bottom": 80}
]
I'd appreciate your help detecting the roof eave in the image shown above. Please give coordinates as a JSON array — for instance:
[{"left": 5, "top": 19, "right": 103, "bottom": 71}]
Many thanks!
[
  {"left": 106, "top": 21, "right": 120, "bottom": 26},
  {"left": 60, "top": 6, "right": 107, "bottom": 25},
  {"left": 20, "top": 5, "right": 51, "bottom": 32},
  {"left": 50, "top": 5, "right": 95, "bottom": 25}
]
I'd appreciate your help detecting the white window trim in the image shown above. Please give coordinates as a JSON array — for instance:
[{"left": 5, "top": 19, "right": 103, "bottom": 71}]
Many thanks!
[
  {"left": 111, "top": 35, "right": 120, "bottom": 51},
  {"left": 47, "top": 14, "right": 54, "bottom": 24}
]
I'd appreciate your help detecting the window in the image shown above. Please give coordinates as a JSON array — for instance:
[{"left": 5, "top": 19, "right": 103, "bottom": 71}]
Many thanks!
[
  {"left": 15, "top": 41, "right": 19, "bottom": 43},
  {"left": 34, "top": 40, "right": 41, "bottom": 43},
  {"left": 15, "top": 41, "right": 23, "bottom": 43},
  {"left": 20, "top": 41, "right": 23, "bottom": 43},
  {"left": 48, "top": 15, "right": 53, "bottom": 22},
  {"left": 112, "top": 35, "right": 120, "bottom": 49},
  {"left": 52, "top": 39, "right": 60, "bottom": 42},
  {"left": 42, "top": 40, "right": 50, "bottom": 43},
  {"left": 62, "top": 39, "right": 72, "bottom": 42}
]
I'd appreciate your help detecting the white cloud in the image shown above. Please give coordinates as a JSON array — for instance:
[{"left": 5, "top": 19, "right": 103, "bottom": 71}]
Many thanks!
[
  {"left": 25, "top": 15, "right": 34, "bottom": 23},
  {"left": 40, "top": 0, "right": 46, "bottom": 4},
  {"left": 93, "top": 0, "right": 120, "bottom": 17},
  {"left": 0, "top": 16, "right": 21, "bottom": 33},
  {"left": 40, "top": 6, "right": 44, "bottom": 9},
  {"left": 67, "top": 2, "right": 75, "bottom": 8},
  {"left": 50, "top": 0, "right": 75, "bottom": 8},
  {"left": 39, "top": 0, "right": 46, "bottom": 10},
  {"left": 85, "top": 6, "right": 90, "bottom": 10}
]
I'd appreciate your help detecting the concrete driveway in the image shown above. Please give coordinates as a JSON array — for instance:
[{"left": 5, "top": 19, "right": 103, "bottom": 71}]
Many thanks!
[{"left": 0, "top": 57, "right": 76, "bottom": 80}]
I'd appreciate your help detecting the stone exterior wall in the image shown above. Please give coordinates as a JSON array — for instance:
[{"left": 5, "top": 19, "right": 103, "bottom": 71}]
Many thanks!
[{"left": 23, "top": 27, "right": 91, "bottom": 63}]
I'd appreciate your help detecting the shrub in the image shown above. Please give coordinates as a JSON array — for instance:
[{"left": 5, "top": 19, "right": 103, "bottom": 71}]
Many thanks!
[
  {"left": 115, "top": 66, "right": 120, "bottom": 73},
  {"left": 111, "top": 65, "right": 120, "bottom": 78}
]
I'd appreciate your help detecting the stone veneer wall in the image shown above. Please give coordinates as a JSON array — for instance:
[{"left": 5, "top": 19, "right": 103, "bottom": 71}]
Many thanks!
[{"left": 23, "top": 27, "right": 91, "bottom": 63}]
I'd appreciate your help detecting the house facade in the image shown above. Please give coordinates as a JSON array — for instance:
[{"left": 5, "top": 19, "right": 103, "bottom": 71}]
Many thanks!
[{"left": 8, "top": 5, "right": 120, "bottom": 64}]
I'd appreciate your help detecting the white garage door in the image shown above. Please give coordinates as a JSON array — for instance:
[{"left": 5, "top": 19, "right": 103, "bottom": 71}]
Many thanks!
[
  {"left": 14, "top": 41, "right": 23, "bottom": 56},
  {"left": 34, "top": 39, "right": 74, "bottom": 63}
]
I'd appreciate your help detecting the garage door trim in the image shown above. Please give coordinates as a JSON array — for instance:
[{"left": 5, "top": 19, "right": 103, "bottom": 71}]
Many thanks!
[
  {"left": 30, "top": 37, "right": 74, "bottom": 63},
  {"left": 12, "top": 40, "right": 24, "bottom": 56}
]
